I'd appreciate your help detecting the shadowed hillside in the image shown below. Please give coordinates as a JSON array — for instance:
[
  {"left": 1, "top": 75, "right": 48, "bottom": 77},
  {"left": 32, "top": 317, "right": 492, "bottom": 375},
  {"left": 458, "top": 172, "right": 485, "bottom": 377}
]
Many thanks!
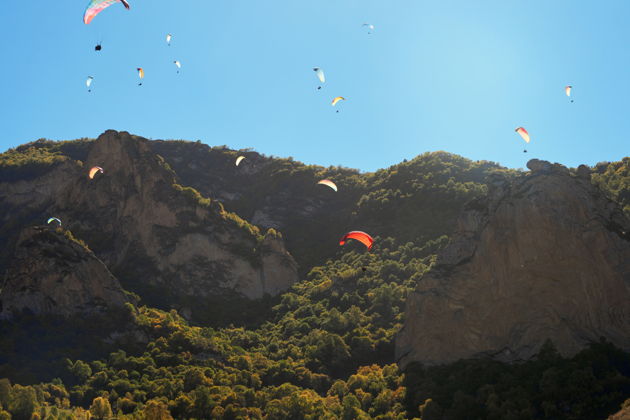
[{"left": 0, "top": 133, "right": 628, "bottom": 419}]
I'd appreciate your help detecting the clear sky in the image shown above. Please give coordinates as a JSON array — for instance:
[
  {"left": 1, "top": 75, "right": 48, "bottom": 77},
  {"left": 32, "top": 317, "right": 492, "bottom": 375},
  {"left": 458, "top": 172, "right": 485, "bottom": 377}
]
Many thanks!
[{"left": 0, "top": 0, "right": 628, "bottom": 171}]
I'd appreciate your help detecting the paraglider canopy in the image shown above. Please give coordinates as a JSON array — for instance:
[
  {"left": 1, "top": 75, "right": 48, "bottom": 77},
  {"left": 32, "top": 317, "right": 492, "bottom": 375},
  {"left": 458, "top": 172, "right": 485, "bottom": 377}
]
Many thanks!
[
  {"left": 317, "top": 179, "right": 338, "bottom": 192},
  {"left": 137, "top": 67, "right": 144, "bottom": 79},
  {"left": 339, "top": 231, "right": 374, "bottom": 250},
  {"left": 89, "top": 166, "right": 103, "bottom": 179},
  {"left": 565, "top": 85, "right": 574, "bottom": 102},
  {"left": 515, "top": 127, "right": 530, "bottom": 143},
  {"left": 83, "top": 0, "right": 130, "bottom": 24},
  {"left": 166, "top": 34, "right": 172, "bottom": 45},
  {"left": 313, "top": 68, "right": 325, "bottom": 84},
  {"left": 235, "top": 156, "right": 246, "bottom": 166},
  {"left": 332, "top": 96, "right": 345, "bottom": 106},
  {"left": 47, "top": 217, "right": 62, "bottom": 226}
]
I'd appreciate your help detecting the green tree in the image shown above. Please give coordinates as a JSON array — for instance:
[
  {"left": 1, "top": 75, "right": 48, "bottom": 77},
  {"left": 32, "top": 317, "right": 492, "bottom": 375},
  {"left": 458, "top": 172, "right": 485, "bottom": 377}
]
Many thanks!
[
  {"left": 89, "top": 397, "right": 112, "bottom": 420},
  {"left": 0, "top": 380, "right": 10, "bottom": 410},
  {"left": 8, "top": 385, "right": 38, "bottom": 420},
  {"left": 142, "top": 400, "right": 173, "bottom": 420},
  {"left": 66, "top": 360, "right": 92, "bottom": 385}
]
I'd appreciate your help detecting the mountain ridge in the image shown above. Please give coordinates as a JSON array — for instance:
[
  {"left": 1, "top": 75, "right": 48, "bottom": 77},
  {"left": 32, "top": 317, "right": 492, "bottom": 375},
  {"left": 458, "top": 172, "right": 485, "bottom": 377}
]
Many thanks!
[{"left": 0, "top": 131, "right": 628, "bottom": 419}]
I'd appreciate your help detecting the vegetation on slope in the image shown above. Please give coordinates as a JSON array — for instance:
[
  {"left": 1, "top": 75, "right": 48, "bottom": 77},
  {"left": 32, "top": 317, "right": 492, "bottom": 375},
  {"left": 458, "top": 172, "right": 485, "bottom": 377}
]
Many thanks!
[
  {"left": 0, "top": 138, "right": 628, "bottom": 419},
  {"left": 592, "top": 158, "right": 630, "bottom": 218},
  {"left": 2, "top": 237, "right": 630, "bottom": 419},
  {"left": 150, "top": 140, "right": 513, "bottom": 273}
]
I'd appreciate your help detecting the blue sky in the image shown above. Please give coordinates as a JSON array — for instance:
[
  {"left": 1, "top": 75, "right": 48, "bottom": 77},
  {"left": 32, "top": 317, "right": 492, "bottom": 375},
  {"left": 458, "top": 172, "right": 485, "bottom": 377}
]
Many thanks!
[{"left": 0, "top": 0, "right": 628, "bottom": 171}]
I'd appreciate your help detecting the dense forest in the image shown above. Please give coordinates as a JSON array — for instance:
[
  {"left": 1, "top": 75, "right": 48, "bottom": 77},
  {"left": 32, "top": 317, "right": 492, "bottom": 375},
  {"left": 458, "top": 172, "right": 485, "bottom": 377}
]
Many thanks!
[{"left": 0, "top": 139, "right": 628, "bottom": 419}]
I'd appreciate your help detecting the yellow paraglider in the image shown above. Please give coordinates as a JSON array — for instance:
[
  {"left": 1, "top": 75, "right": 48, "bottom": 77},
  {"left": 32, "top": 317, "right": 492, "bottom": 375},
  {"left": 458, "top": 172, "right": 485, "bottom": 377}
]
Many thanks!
[
  {"left": 331, "top": 97, "right": 345, "bottom": 106},
  {"left": 235, "top": 156, "right": 246, "bottom": 166}
]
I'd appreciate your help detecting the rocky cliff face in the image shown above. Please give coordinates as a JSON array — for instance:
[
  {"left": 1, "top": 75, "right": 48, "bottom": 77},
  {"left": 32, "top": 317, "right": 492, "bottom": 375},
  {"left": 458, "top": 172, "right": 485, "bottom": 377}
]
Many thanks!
[
  {"left": 0, "top": 131, "right": 298, "bottom": 319},
  {"left": 0, "top": 226, "right": 130, "bottom": 318},
  {"left": 396, "top": 159, "right": 630, "bottom": 367}
]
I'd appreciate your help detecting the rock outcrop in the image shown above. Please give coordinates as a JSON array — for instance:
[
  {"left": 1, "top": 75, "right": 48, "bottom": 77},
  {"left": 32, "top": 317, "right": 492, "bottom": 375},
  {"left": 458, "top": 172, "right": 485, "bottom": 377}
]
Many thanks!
[
  {"left": 0, "top": 226, "right": 130, "bottom": 318},
  {"left": 608, "top": 401, "right": 630, "bottom": 420},
  {"left": 0, "top": 131, "right": 298, "bottom": 319},
  {"left": 396, "top": 159, "right": 630, "bottom": 367}
]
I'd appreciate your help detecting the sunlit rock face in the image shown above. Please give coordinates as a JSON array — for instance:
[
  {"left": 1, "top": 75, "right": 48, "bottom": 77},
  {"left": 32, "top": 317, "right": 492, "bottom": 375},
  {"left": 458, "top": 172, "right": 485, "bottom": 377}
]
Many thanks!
[
  {"left": 0, "top": 130, "right": 298, "bottom": 320},
  {"left": 397, "top": 159, "right": 630, "bottom": 367}
]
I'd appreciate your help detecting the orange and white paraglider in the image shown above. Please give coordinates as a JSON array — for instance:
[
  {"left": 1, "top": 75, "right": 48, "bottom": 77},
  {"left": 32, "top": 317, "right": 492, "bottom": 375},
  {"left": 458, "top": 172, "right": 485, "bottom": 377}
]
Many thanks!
[
  {"left": 89, "top": 166, "right": 103, "bottom": 179},
  {"left": 339, "top": 231, "right": 374, "bottom": 251},
  {"left": 137, "top": 67, "right": 144, "bottom": 85},
  {"left": 565, "top": 85, "right": 573, "bottom": 103},
  {"left": 317, "top": 179, "right": 337, "bottom": 192},
  {"left": 515, "top": 127, "right": 530, "bottom": 153}
]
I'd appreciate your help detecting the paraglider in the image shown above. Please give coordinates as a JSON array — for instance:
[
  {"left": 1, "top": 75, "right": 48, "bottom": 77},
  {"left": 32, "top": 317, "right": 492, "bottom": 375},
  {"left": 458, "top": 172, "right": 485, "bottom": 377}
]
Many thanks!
[
  {"left": 95, "top": 43, "right": 102, "bottom": 51},
  {"left": 166, "top": 34, "right": 172, "bottom": 46},
  {"left": 515, "top": 127, "right": 530, "bottom": 153},
  {"left": 83, "top": 0, "right": 130, "bottom": 25},
  {"left": 137, "top": 67, "right": 144, "bottom": 85},
  {"left": 339, "top": 231, "right": 374, "bottom": 251},
  {"left": 362, "top": 23, "right": 375, "bottom": 34},
  {"left": 313, "top": 67, "right": 325, "bottom": 90},
  {"left": 89, "top": 166, "right": 103, "bottom": 179},
  {"left": 565, "top": 85, "right": 573, "bottom": 103},
  {"left": 332, "top": 96, "right": 345, "bottom": 113},
  {"left": 317, "top": 179, "right": 337, "bottom": 192},
  {"left": 86, "top": 76, "right": 93, "bottom": 92},
  {"left": 47, "top": 217, "right": 62, "bottom": 227},
  {"left": 235, "top": 156, "right": 246, "bottom": 166},
  {"left": 174, "top": 61, "right": 181, "bottom": 73}
]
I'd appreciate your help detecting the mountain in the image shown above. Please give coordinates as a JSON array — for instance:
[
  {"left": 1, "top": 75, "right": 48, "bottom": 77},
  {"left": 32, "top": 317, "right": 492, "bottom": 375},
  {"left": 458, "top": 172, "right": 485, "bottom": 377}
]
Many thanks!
[
  {"left": 0, "top": 226, "right": 131, "bottom": 319},
  {"left": 396, "top": 159, "right": 630, "bottom": 367},
  {"left": 0, "top": 132, "right": 628, "bottom": 419},
  {"left": 0, "top": 131, "right": 298, "bottom": 323}
]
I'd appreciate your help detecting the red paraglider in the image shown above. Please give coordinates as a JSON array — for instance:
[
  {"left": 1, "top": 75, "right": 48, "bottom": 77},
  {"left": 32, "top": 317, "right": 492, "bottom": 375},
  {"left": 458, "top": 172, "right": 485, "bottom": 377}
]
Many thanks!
[{"left": 339, "top": 231, "right": 374, "bottom": 250}]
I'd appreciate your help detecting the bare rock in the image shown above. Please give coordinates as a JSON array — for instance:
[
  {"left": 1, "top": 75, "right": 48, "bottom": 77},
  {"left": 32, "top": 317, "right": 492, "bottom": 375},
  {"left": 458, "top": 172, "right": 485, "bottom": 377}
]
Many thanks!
[
  {"left": 396, "top": 162, "right": 630, "bottom": 367},
  {"left": 0, "top": 131, "right": 299, "bottom": 321},
  {"left": 0, "top": 227, "right": 130, "bottom": 319},
  {"left": 577, "top": 164, "right": 591, "bottom": 180}
]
